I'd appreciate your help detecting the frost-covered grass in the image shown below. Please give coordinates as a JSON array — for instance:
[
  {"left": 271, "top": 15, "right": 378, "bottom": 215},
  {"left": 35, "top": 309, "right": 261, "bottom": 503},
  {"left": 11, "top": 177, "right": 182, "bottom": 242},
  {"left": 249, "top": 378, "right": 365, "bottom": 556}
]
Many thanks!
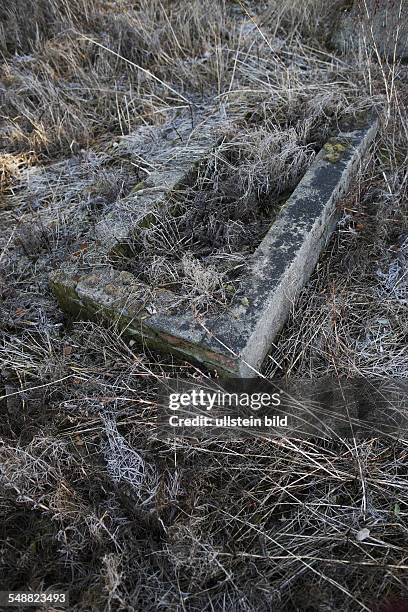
[{"left": 0, "top": 1, "right": 407, "bottom": 610}]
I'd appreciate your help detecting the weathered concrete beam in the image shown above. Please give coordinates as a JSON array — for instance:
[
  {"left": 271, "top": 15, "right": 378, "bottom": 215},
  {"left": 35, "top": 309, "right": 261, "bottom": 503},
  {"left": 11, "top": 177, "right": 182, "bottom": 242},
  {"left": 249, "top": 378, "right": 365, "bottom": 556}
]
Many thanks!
[
  {"left": 50, "top": 119, "right": 378, "bottom": 377},
  {"left": 93, "top": 114, "right": 228, "bottom": 255}
]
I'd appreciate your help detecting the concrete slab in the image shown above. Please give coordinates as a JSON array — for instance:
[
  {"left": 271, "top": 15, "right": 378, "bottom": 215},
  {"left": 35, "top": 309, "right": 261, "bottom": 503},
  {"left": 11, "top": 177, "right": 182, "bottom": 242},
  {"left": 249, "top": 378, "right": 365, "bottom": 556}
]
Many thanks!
[{"left": 50, "top": 118, "right": 378, "bottom": 377}]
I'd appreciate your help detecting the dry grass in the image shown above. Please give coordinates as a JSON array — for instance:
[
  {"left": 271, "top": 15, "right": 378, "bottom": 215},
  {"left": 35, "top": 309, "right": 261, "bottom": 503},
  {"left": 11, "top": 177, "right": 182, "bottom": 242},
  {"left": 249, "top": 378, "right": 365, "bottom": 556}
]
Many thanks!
[
  {"left": 1, "top": 1, "right": 408, "bottom": 610},
  {"left": 113, "top": 109, "right": 362, "bottom": 313},
  {"left": 0, "top": 0, "right": 240, "bottom": 155},
  {"left": 264, "top": 112, "right": 408, "bottom": 380},
  {"left": 114, "top": 122, "right": 318, "bottom": 313}
]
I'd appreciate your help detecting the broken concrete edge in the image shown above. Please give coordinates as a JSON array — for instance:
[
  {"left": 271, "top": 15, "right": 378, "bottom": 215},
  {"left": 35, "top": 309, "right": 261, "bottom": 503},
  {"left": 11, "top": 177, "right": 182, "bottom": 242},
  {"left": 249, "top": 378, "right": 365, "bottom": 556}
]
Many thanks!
[
  {"left": 49, "top": 268, "right": 238, "bottom": 374},
  {"left": 92, "top": 113, "right": 233, "bottom": 256},
  {"left": 103, "top": 156, "right": 207, "bottom": 261},
  {"left": 49, "top": 118, "right": 379, "bottom": 378}
]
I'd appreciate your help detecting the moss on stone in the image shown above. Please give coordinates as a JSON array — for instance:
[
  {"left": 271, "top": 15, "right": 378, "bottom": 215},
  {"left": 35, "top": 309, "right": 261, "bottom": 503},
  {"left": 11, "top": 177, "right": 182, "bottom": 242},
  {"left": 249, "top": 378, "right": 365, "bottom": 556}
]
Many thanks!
[{"left": 323, "top": 140, "right": 349, "bottom": 163}]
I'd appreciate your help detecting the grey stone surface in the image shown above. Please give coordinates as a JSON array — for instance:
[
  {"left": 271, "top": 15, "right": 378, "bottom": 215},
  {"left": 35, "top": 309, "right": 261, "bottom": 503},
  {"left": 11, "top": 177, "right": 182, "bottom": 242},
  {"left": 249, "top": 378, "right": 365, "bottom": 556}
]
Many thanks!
[
  {"left": 50, "top": 119, "right": 378, "bottom": 377},
  {"left": 93, "top": 113, "right": 229, "bottom": 255},
  {"left": 332, "top": 0, "right": 408, "bottom": 59}
]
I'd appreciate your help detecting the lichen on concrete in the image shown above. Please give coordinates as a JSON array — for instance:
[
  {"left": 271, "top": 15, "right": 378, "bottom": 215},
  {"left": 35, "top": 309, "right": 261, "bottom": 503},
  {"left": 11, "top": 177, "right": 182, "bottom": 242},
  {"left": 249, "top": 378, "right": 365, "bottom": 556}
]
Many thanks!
[
  {"left": 50, "top": 118, "right": 378, "bottom": 377},
  {"left": 323, "top": 139, "right": 350, "bottom": 163}
]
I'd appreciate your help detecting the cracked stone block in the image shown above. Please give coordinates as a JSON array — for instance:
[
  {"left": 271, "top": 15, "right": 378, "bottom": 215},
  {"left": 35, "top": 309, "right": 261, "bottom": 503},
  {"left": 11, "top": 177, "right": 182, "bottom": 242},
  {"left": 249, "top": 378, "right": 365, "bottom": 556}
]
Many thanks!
[{"left": 50, "top": 118, "right": 378, "bottom": 377}]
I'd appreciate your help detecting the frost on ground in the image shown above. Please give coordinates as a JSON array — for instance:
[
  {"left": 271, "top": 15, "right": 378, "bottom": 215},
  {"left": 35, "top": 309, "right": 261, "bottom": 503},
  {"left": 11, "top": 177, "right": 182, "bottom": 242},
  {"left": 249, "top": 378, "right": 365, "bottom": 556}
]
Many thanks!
[
  {"left": 378, "top": 237, "right": 408, "bottom": 304},
  {"left": 0, "top": 1, "right": 408, "bottom": 611}
]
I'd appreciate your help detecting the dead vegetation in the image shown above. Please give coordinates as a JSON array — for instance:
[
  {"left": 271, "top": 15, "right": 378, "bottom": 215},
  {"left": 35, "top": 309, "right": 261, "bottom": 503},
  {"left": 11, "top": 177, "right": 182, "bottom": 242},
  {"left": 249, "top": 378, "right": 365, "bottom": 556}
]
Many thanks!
[
  {"left": 113, "top": 95, "right": 370, "bottom": 313},
  {"left": 114, "top": 122, "right": 318, "bottom": 312},
  {"left": 1, "top": 0, "right": 408, "bottom": 610}
]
